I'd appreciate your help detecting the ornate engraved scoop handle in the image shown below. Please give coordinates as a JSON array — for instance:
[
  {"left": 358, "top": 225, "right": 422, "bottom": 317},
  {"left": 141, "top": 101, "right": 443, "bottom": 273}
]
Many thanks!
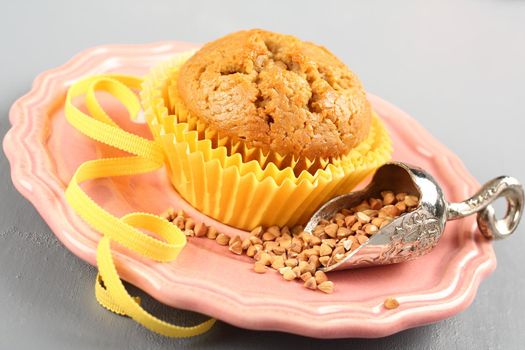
[{"left": 447, "top": 176, "right": 524, "bottom": 240}]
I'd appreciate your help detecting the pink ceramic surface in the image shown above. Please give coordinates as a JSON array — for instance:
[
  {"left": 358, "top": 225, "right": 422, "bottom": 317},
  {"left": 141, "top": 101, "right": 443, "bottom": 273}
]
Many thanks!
[{"left": 3, "top": 42, "right": 496, "bottom": 339}]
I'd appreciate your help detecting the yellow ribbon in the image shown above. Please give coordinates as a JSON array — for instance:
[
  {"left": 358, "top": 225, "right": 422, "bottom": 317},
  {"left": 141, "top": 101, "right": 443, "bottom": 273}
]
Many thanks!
[{"left": 64, "top": 74, "right": 216, "bottom": 337}]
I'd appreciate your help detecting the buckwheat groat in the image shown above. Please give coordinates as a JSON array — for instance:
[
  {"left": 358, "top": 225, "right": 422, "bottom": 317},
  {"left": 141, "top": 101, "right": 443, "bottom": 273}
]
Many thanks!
[{"left": 177, "top": 29, "right": 372, "bottom": 159}]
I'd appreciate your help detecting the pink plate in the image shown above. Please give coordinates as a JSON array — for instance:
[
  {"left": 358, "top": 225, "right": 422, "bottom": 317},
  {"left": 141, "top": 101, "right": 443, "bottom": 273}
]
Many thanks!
[{"left": 3, "top": 42, "right": 496, "bottom": 338}]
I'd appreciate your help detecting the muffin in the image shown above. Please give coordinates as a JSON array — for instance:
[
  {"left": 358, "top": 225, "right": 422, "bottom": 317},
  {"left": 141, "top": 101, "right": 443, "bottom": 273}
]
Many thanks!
[
  {"left": 177, "top": 29, "right": 371, "bottom": 159},
  {"left": 141, "top": 30, "right": 392, "bottom": 230}
]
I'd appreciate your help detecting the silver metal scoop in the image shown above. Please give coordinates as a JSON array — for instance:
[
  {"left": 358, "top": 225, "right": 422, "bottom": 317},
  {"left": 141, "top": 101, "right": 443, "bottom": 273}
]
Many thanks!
[{"left": 304, "top": 162, "right": 524, "bottom": 271}]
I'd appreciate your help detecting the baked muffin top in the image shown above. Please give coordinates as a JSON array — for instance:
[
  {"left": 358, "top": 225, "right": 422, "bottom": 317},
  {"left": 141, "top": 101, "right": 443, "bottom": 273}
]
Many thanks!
[{"left": 177, "top": 29, "right": 372, "bottom": 159}]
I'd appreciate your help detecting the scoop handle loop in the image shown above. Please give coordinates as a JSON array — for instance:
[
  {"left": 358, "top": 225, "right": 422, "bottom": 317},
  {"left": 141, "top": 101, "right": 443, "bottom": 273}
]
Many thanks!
[{"left": 447, "top": 176, "right": 524, "bottom": 239}]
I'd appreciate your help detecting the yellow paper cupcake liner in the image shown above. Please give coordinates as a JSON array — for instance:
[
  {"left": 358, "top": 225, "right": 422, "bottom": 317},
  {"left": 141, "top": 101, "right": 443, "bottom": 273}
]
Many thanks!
[
  {"left": 141, "top": 53, "right": 392, "bottom": 229},
  {"left": 157, "top": 117, "right": 389, "bottom": 228}
]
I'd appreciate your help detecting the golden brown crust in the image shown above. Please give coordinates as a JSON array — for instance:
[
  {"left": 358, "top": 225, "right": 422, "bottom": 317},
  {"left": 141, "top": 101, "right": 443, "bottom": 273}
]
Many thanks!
[{"left": 177, "top": 29, "right": 372, "bottom": 159}]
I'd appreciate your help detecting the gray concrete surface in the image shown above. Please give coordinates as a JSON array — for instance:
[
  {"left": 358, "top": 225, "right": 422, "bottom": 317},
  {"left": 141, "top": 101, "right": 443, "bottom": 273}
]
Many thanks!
[{"left": 1, "top": 0, "right": 524, "bottom": 348}]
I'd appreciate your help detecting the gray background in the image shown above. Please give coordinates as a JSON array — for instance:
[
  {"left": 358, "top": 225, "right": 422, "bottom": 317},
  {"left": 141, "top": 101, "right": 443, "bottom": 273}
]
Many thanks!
[{"left": 1, "top": 0, "right": 524, "bottom": 348}]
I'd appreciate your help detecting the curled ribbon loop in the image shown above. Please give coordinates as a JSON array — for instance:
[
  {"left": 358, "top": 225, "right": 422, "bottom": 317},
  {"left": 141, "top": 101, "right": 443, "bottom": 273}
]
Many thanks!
[{"left": 64, "top": 74, "right": 215, "bottom": 337}]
